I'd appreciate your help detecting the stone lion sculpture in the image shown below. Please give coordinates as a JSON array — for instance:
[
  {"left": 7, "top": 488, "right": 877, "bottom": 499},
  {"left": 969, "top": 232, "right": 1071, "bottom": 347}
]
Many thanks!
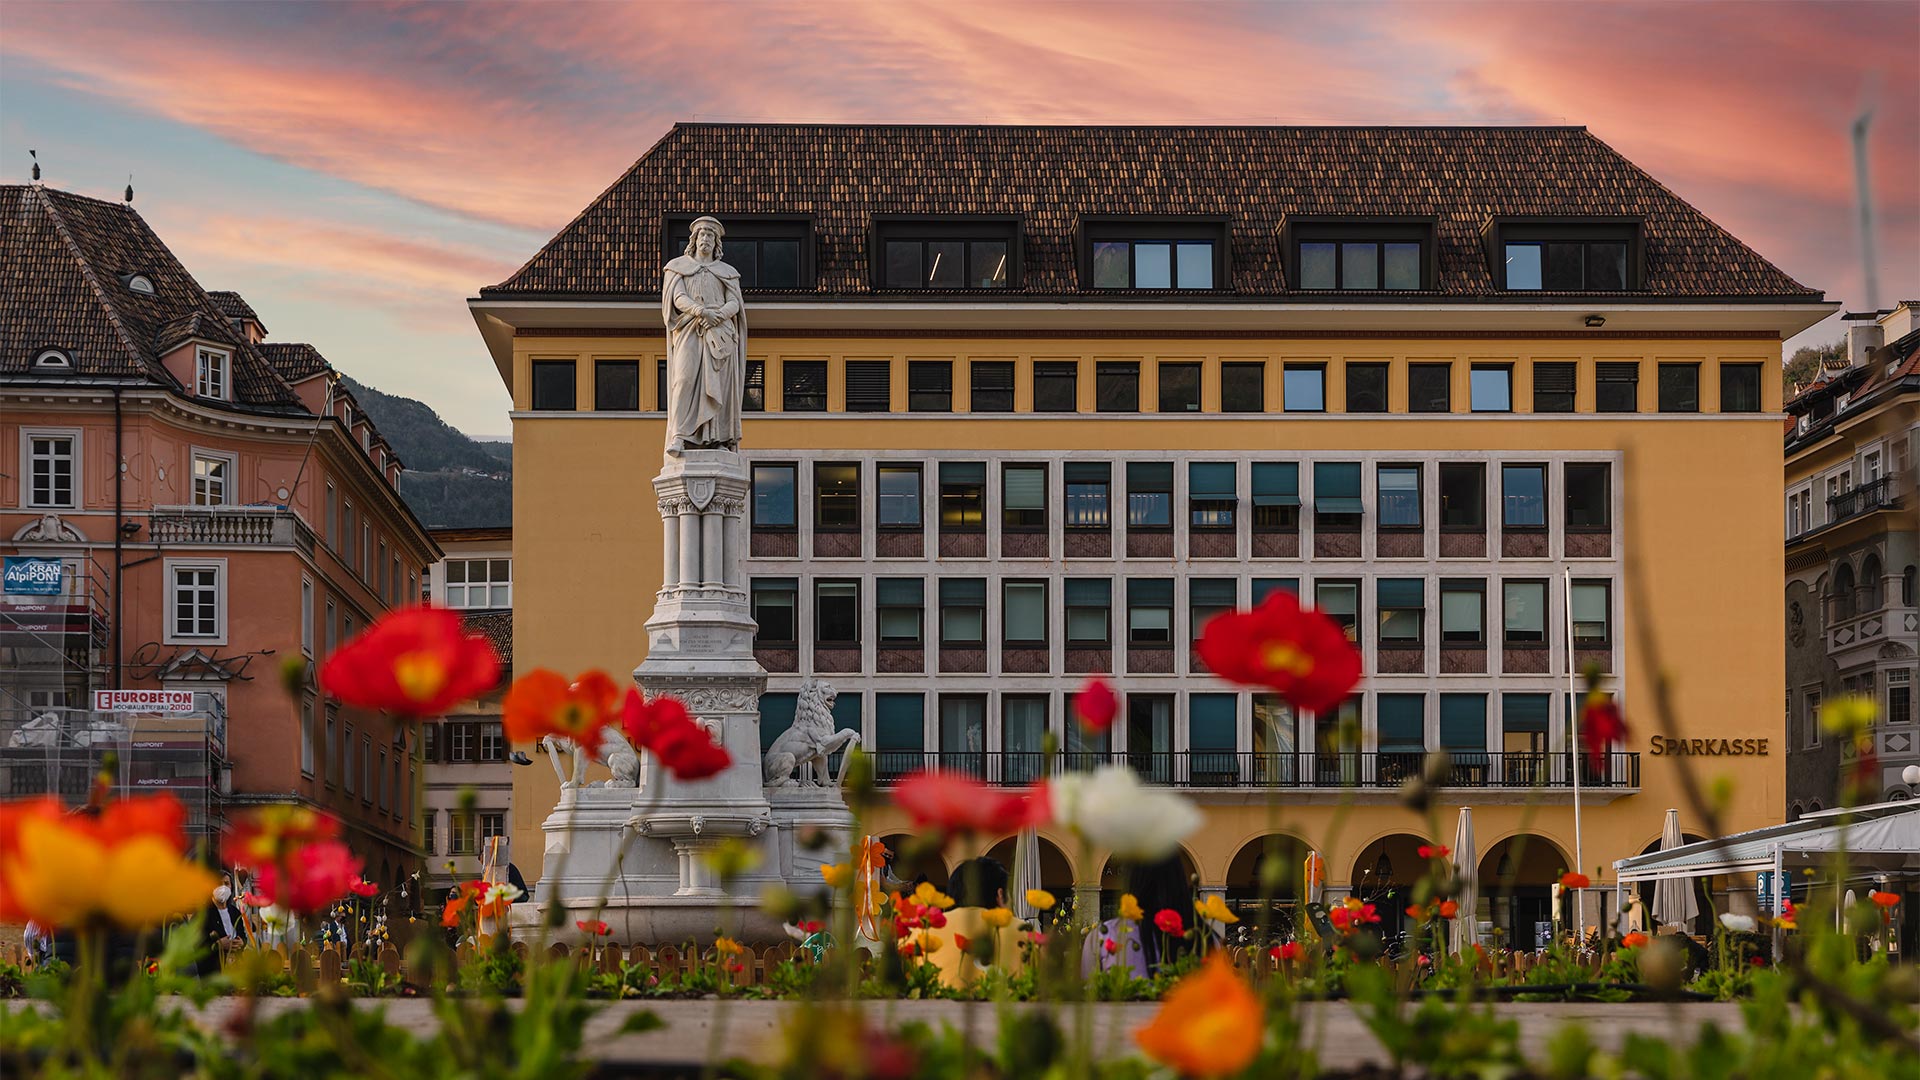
[
  {"left": 763, "top": 678, "right": 859, "bottom": 788},
  {"left": 541, "top": 725, "right": 641, "bottom": 789}
]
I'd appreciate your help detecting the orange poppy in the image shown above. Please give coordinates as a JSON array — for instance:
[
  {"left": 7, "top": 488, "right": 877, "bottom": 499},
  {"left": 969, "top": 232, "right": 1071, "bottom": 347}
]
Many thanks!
[
  {"left": 1193, "top": 591, "right": 1361, "bottom": 713},
  {"left": 1, "top": 794, "right": 216, "bottom": 931},
  {"left": 1136, "top": 952, "right": 1265, "bottom": 1077},
  {"left": 504, "top": 669, "right": 622, "bottom": 748},
  {"left": 322, "top": 607, "right": 499, "bottom": 718},
  {"left": 1560, "top": 871, "right": 1592, "bottom": 890},
  {"left": 1621, "top": 931, "right": 1649, "bottom": 948}
]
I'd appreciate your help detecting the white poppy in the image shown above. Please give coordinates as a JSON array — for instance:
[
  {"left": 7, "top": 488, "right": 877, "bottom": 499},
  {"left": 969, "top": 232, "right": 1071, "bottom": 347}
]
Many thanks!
[
  {"left": 1050, "top": 766, "right": 1203, "bottom": 863},
  {"left": 1719, "top": 913, "right": 1757, "bottom": 933}
]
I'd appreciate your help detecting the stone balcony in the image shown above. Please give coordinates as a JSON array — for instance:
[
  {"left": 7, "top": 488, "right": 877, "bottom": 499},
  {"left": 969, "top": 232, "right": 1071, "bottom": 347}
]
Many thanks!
[{"left": 148, "top": 505, "right": 315, "bottom": 554}]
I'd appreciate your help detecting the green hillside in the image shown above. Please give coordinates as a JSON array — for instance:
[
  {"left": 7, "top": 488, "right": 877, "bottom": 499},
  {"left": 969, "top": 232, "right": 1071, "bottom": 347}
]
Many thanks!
[{"left": 341, "top": 376, "right": 511, "bottom": 528}]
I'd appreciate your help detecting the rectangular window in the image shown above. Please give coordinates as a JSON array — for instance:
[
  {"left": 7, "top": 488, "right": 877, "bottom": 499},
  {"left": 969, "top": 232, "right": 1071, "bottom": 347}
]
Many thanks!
[
  {"left": 1003, "top": 696, "right": 1048, "bottom": 782},
  {"left": 325, "top": 599, "right": 337, "bottom": 655},
  {"left": 751, "top": 463, "right": 797, "bottom": 530},
  {"left": 1408, "top": 363, "right": 1451, "bottom": 413},
  {"left": 782, "top": 360, "right": 827, "bottom": 411},
  {"left": 1441, "top": 695, "right": 1487, "bottom": 752},
  {"left": 1470, "top": 364, "right": 1512, "bottom": 412},
  {"left": 1564, "top": 463, "right": 1611, "bottom": 531},
  {"left": 1440, "top": 579, "right": 1486, "bottom": 644},
  {"left": 300, "top": 578, "right": 314, "bottom": 656},
  {"left": 970, "top": 361, "right": 1015, "bottom": 412},
  {"left": 480, "top": 722, "right": 505, "bottom": 761},
  {"left": 813, "top": 462, "right": 860, "bottom": 531},
  {"left": 170, "top": 563, "right": 222, "bottom": 640},
  {"left": 1127, "top": 462, "right": 1173, "bottom": 529},
  {"left": 1190, "top": 694, "right": 1238, "bottom": 782},
  {"left": 1503, "top": 239, "right": 1628, "bottom": 291},
  {"left": 1377, "top": 694, "right": 1425, "bottom": 752},
  {"left": 1501, "top": 464, "right": 1547, "bottom": 528},
  {"left": 341, "top": 502, "right": 354, "bottom": 566},
  {"left": 939, "top": 695, "right": 987, "bottom": 774},
  {"left": 1251, "top": 462, "right": 1300, "bottom": 532},
  {"left": 378, "top": 749, "right": 390, "bottom": 811},
  {"left": 443, "top": 558, "right": 510, "bottom": 609},
  {"left": 1312, "top": 461, "right": 1363, "bottom": 520},
  {"left": 877, "top": 464, "right": 922, "bottom": 530},
  {"left": 1658, "top": 363, "right": 1700, "bottom": 413},
  {"left": 448, "top": 812, "right": 473, "bottom": 854},
  {"left": 1315, "top": 580, "right": 1359, "bottom": 643},
  {"left": 876, "top": 694, "right": 926, "bottom": 774},
  {"left": 300, "top": 698, "right": 315, "bottom": 777},
  {"left": 424, "top": 813, "right": 436, "bottom": 855},
  {"left": 1595, "top": 362, "right": 1639, "bottom": 412},
  {"left": 26, "top": 434, "right": 77, "bottom": 508},
  {"left": 325, "top": 484, "right": 338, "bottom": 549},
  {"left": 1571, "top": 580, "right": 1612, "bottom": 645},
  {"left": 1158, "top": 362, "right": 1200, "bottom": 412},
  {"left": 1378, "top": 578, "right": 1424, "bottom": 644},
  {"left": 1503, "top": 580, "right": 1548, "bottom": 645},
  {"left": 1003, "top": 464, "right": 1047, "bottom": 532},
  {"left": 939, "top": 462, "right": 986, "bottom": 532},
  {"left": 530, "top": 360, "right": 575, "bottom": 410},
  {"left": 1126, "top": 578, "right": 1174, "bottom": 645},
  {"left": 657, "top": 359, "right": 667, "bottom": 413},
  {"left": 343, "top": 725, "right": 357, "bottom": 794},
  {"left": 1189, "top": 578, "right": 1236, "bottom": 643},
  {"left": 668, "top": 218, "right": 808, "bottom": 289},
  {"left": 1003, "top": 580, "right": 1047, "bottom": 644},
  {"left": 876, "top": 578, "right": 923, "bottom": 645},
  {"left": 1033, "top": 362, "right": 1078, "bottom": 412},
  {"left": 1220, "top": 362, "right": 1265, "bottom": 412},
  {"left": 191, "top": 452, "right": 232, "bottom": 506},
  {"left": 939, "top": 578, "right": 986, "bottom": 645},
  {"left": 751, "top": 578, "right": 798, "bottom": 645},
  {"left": 1283, "top": 364, "right": 1326, "bottom": 412},
  {"left": 1439, "top": 463, "right": 1485, "bottom": 529},
  {"left": 1887, "top": 671, "right": 1911, "bottom": 725},
  {"left": 907, "top": 361, "right": 953, "bottom": 412},
  {"left": 1297, "top": 240, "right": 1423, "bottom": 290},
  {"left": 884, "top": 236, "right": 1010, "bottom": 289},
  {"left": 1188, "top": 462, "right": 1236, "bottom": 530},
  {"left": 1065, "top": 578, "right": 1112, "bottom": 644},
  {"left": 594, "top": 360, "right": 639, "bottom": 410},
  {"left": 1346, "top": 363, "right": 1388, "bottom": 413},
  {"left": 1501, "top": 694, "right": 1550, "bottom": 754},
  {"left": 1377, "top": 465, "right": 1421, "bottom": 528},
  {"left": 742, "top": 359, "right": 766, "bottom": 412},
  {"left": 195, "top": 348, "right": 230, "bottom": 400},
  {"left": 1721, "top": 363, "right": 1763, "bottom": 413},
  {"left": 845, "top": 360, "right": 891, "bottom": 412},
  {"left": 1529, "top": 361, "right": 1576, "bottom": 412},
  {"left": 815, "top": 579, "right": 860, "bottom": 645},
  {"left": 1064, "top": 462, "right": 1112, "bottom": 530},
  {"left": 361, "top": 734, "right": 372, "bottom": 803},
  {"left": 1091, "top": 237, "right": 1215, "bottom": 289},
  {"left": 1096, "top": 361, "right": 1140, "bottom": 412}
]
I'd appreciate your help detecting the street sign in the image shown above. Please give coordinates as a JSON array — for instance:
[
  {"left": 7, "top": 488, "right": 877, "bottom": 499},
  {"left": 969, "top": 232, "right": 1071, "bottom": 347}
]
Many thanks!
[
  {"left": 93, "top": 690, "right": 196, "bottom": 714},
  {"left": 3, "top": 557, "right": 63, "bottom": 595}
]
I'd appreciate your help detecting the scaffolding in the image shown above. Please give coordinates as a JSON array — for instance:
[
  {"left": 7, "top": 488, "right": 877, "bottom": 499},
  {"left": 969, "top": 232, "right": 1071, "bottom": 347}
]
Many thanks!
[{"left": 0, "top": 698, "right": 227, "bottom": 841}]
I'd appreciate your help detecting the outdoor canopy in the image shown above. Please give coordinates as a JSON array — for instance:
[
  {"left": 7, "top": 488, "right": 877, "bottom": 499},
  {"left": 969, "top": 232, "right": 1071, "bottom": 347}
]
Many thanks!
[{"left": 1613, "top": 801, "right": 1920, "bottom": 886}]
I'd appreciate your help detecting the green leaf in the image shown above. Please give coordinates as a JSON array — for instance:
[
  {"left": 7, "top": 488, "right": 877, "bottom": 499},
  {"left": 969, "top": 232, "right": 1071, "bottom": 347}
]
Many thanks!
[{"left": 616, "top": 1009, "right": 665, "bottom": 1034}]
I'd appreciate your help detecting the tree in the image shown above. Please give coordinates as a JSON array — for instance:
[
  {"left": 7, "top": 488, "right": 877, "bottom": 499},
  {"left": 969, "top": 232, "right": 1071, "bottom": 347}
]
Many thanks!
[{"left": 1784, "top": 339, "right": 1844, "bottom": 393}]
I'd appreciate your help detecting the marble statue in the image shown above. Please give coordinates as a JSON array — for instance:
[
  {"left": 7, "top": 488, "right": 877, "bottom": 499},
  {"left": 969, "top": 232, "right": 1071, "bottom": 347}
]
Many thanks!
[
  {"left": 763, "top": 679, "right": 860, "bottom": 788},
  {"left": 661, "top": 216, "right": 745, "bottom": 456},
  {"left": 541, "top": 725, "right": 641, "bottom": 788}
]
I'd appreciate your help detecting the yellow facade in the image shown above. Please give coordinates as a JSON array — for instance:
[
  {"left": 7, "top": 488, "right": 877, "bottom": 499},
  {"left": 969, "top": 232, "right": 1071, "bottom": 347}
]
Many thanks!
[{"left": 503, "top": 333, "right": 1789, "bottom": 938}]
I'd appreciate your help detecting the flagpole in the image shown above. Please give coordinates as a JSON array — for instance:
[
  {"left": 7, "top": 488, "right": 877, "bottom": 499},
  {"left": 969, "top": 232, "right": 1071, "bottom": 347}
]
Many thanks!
[{"left": 1564, "top": 567, "right": 1585, "bottom": 942}]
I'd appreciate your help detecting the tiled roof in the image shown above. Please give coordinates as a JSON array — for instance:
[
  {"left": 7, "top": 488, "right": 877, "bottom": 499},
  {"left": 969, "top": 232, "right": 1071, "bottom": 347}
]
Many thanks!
[
  {"left": 460, "top": 609, "right": 512, "bottom": 671},
  {"left": 206, "top": 289, "right": 265, "bottom": 331},
  {"left": 0, "top": 184, "right": 302, "bottom": 410},
  {"left": 261, "top": 342, "right": 333, "bottom": 381},
  {"left": 1784, "top": 326, "right": 1920, "bottom": 448},
  {"left": 485, "top": 124, "right": 1821, "bottom": 301}
]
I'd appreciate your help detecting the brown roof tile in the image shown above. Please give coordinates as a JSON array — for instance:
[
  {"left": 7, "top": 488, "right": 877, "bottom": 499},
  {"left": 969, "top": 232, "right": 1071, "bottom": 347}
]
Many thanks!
[
  {"left": 484, "top": 124, "right": 1821, "bottom": 301},
  {"left": 206, "top": 289, "right": 265, "bottom": 332},
  {"left": 260, "top": 341, "right": 333, "bottom": 382},
  {"left": 460, "top": 609, "right": 512, "bottom": 670}
]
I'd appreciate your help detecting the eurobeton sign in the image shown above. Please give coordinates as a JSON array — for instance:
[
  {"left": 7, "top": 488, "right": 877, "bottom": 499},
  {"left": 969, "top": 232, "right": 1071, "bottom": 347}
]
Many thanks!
[{"left": 93, "top": 690, "right": 197, "bottom": 714}]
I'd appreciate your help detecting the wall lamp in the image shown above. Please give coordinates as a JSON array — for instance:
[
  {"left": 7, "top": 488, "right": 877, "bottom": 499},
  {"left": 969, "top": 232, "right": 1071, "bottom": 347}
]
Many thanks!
[{"left": 1584, "top": 314, "right": 1607, "bottom": 328}]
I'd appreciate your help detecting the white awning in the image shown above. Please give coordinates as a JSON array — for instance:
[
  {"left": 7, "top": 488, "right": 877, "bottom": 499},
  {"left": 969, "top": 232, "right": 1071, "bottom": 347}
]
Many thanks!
[{"left": 1614, "top": 802, "right": 1920, "bottom": 884}]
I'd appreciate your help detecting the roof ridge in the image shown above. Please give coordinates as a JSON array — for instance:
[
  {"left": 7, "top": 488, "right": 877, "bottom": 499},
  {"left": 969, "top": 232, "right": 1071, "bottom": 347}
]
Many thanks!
[
  {"left": 667, "top": 121, "right": 1594, "bottom": 132},
  {"left": 29, "top": 185, "right": 152, "bottom": 374}
]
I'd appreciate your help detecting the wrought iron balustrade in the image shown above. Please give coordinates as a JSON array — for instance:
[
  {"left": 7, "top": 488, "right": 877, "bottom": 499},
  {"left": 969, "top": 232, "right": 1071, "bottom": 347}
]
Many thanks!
[{"left": 869, "top": 750, "right": 1640, "bottom": 789}]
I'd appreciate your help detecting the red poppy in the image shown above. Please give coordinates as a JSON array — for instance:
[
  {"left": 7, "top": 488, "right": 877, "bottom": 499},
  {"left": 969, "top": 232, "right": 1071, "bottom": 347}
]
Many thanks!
[
  {"left": 1153, "top": 909, "right": 1185, "bottom": 936},
  {"left": 1578, "top": 691, "right": 1627, "bottom": 771},
  {"left": 1330, "top": 906, "right": 1353, "bottom": 932},
  {"left": 621, "top": 691, "right": 732, "bottom": 780},
  {"left": 348, "top": 879, "right": 378, "bottom": 898},
  {"left": 1439, "top": 899, "right": 1459, "bottom": 919},
  {"left": 955, "top": 933, "right": 971, "bottom": 952},
  {"left": 504, "top": 669, "right": 622, "bottom": 749},
  {"left": 1869, "top": 890, "right": 1900, "bottom": 908},
  {"left": 1561, "top": 871, "right": 1592, "bottom": 890},
  {"left": 1416, "top": 844, "right": 1450, "bottom": 860},
  {"left": 1621, "top": 931, "right": 1649, "bottom": 948},
  {"left": 223, "top": 806, "right": 343, "bottom": 867},
  {"left": 795, "top": 919, "right": 824, "bottom": 934},
  {"left": 1406, "top": 904, "right": 1425, "bottom": 920},
  {"left": 1272, "top": 941, "right": 1301, "bottom": 961},
  {"left": 249, "top": 840, "right": 364, "bottom": 914},
  {"left": 1749, "top": 955, "right": 1766, "bottom": 968},
  {"left": 577, "top": 919, "right": 611, "bottom": 936},
  {"left": 892, "top": 769, "right": 1048, "bottom": 835},
  {"left": 1103, "top": 937, "right": 1119, "bottom": 955},
  {"left": 321, "top": 607, "right": 500, "bottom": 718},
  {"left": 1074, "top": 678, "right": 1119, "bottom": 733},
  {"left": 1192, "top": 591, "right": 1361, "bottom": 713}
]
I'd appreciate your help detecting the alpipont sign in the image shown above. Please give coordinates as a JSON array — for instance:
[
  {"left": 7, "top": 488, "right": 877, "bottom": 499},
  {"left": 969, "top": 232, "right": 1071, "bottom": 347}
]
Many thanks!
[{"left": 1649, "top": 736, "right": 1769, "bottom": 756}]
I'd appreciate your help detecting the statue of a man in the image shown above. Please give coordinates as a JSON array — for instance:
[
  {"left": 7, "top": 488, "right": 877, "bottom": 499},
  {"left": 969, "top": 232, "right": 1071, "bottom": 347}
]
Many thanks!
[{"left": 661, "top": 216, "right": 745, "bottom": 455}]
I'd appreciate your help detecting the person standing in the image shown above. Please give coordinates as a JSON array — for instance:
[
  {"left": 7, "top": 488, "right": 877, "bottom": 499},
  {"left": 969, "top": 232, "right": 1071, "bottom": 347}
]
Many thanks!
[{"left": 199, "top": 876, "right": 245, "bottom": 976}]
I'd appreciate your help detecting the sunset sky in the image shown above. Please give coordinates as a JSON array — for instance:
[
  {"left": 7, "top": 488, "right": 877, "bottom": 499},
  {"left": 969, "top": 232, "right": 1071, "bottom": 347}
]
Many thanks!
[{"left": 3, "top": 0, "right": 1915, "bottom": 437}]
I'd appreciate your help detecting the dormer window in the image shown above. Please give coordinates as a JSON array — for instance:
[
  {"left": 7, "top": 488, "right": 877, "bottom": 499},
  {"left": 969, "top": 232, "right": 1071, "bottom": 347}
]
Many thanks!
[
  {"left": 33, "top": 347, "right": 72, "bottom": 369},
  {"left": 1488, "top": 219, "right": 1642, "bottom": 291},
  {"left": 874, "top": 217, "right": 1018, "bottom": 290},
  {"left": 665, "top": 215, "right": 811, "bottom": 289},
  {"left": 123, "top": 273, "right": 155, "bottom": 295},
  {"left": 1083, "top": 218, "right": 1226, "bottom": 290},
  {"left": 195, "top": 347, "right": 230, "bottom": 400},
  {"left": 1285, "top": 219, "right": 1435, "bottom": 291}
]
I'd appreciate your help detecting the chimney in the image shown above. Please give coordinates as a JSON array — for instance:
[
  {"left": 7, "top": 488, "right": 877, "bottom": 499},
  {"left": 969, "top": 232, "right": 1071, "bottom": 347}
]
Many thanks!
[
  {"left": 1843, "top": 310, "right": 1886, "bottom": 369},
  {"left": 1878, "top": 301, "right": 1917, "bottom": 344}
]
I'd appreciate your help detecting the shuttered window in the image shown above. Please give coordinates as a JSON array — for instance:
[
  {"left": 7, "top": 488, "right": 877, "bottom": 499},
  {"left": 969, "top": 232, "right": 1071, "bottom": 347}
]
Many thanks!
[
  {"left": 1189, "top": 462, "right": 1236, "bottom": 529},
  {"left": 1003, "top": 464, "right": 1047, "bottom": 530},
  {"left": 1127, "top": 578, "right": 1174, "bottom": 645},
  {"left": 845, "top": 361, "right": 891, "bottom": 411},
  {"left": 1533, "top": 361, "right": 1576, "bottom": 412},
  {"left": 1377, "top": 695, "right": 1425, "bottom": 752},
  {"left": 1440, "top": 694, "right": 1487, "bottom": 750},
  {"left": 1065, "top": 578, "right": 1112, "bottom": 644},
  {"left": 1595, "top": 362, "right": 1639, "bottom": 412},
  {"left": 1313, "top": 462, "right": 1363, "bottom": 515}
]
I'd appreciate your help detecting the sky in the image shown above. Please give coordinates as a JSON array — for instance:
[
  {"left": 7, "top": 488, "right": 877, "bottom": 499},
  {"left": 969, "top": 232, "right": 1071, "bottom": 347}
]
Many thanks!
[{"left": 3, "top": 0, "right": 1915, "bottom": 438}]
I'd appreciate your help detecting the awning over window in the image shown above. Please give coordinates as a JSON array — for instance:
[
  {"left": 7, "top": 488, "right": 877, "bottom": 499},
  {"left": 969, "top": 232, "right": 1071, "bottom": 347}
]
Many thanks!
[
  {"left": 1314, "top": 461, "right": 1362, "bottom": 514},
  {"left": 1252, "top": 462, "right": 1300, "bottom": 506},
  {"left": 1377, "top": 578, "right": 1425, "bottom": 609}
]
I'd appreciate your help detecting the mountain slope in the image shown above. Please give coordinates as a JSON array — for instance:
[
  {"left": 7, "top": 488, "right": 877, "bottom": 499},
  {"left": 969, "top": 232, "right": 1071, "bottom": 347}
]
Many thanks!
[{"left": 341, "top": 375, "right": 511, "bottom": 529}]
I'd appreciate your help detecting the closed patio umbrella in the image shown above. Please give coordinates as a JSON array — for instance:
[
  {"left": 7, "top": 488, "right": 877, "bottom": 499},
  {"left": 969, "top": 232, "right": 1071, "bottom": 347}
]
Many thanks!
[
  {"left": 1652, "top": 808, "right": 1700, "bottom": 931},
  {"left": 1452, "top": 807, "right": 1477, "bottom": 955},
  {"left": 1010, "top": 827, "right": 1042, "bottom": 921}
]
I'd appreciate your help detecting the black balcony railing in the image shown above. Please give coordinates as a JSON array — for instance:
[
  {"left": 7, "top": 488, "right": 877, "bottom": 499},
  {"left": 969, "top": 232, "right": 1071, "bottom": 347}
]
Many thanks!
[
  {"left": 870, "top": 750, "right": 1640, "bottom": 789},
  {"left": 1827, "top": 476, "right": 1896, "bottom": 525}
]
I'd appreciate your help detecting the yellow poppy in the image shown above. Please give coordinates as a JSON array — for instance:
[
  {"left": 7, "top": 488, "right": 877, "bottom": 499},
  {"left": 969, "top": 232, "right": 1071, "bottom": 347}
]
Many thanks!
[
  {"left": 9, "top": 814, "right": 215, "bottom": 932},
  {"left": 819, "top": 862, "right": 852, "bottom": 888},
  {"left": 715, "top": 935, "right": 746, "bottom": 956},
  {"left": 1136, "top": 952, "right": 1264, "bottom": 1077},
  {"left": 1118, "top": 893, "right": 1145, "bottom": 922},
  {"left": 981, "top": 906, "right": 1015, "bottom": 928},
  {"left": 912, "top": 881, "right": 955, "bottom": 910},
  {"left": 1026, "top": 888, "right": 1056, "bottom": 911},
  {"left": 1195, "top": 893, "right": 1240, "bottom": 924}
]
